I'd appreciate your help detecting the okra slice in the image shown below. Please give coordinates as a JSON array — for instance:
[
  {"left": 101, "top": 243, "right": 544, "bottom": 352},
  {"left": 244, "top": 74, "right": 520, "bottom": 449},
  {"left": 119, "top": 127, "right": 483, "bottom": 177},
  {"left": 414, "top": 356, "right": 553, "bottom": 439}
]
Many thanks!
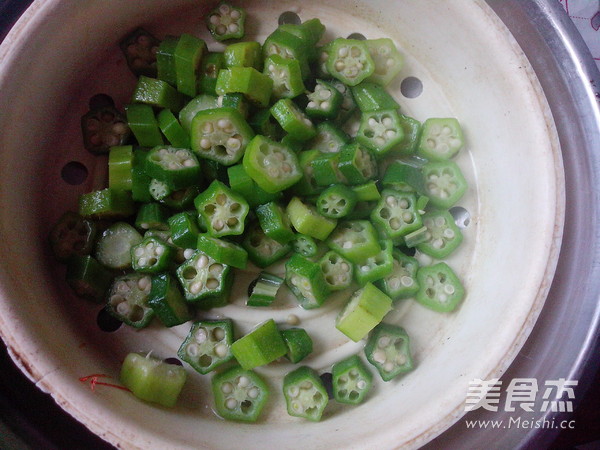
[
  {"left": 338, "top": 142, "right": 378, "bottom": 185},
  {"left": 330, "top": 79, "right": 358, "bottom": 125},
  {"left": 421, "top": 160, "right": 468, "bottom": 209},
  {"left": 148, "top": 273, "right": 192, "bottom": 327},
  {"left": 376, "top": 250, "right": 420, "bottom": 300},
  {"left": 283, "top": 366, "right": 328, "bottom": 421},
  {"left": 108, "top": 145, "right": 134, "bottom": 191},
  {"left": 131, "top": 148, "right": 153, "bottom": 203},
  {"left": 417, "top": 118, "right": 464, "bottom": 161},
  {"left": 364, "top": 323, "right": 413, "bottom": 381},
  {"left": 217, "top": 93, "right": 250, "bottom": 118},
  {"left": 370, "top": 190, "right": 422, "bottom": 243},
  {"left": 416, "top": 262, "right": 465, "bottom": 312},
  {"left": 131, "top": 236, "right": 175, "bottom": 273},
  {"left": 149, "top": 179, "right": 172, "bottom": 202},
  {"left": 351, "top": 81, "right": 400, "bottom": 112},
  {"left": 381, "top": 160, "right": 426, "bottom": 193},
  {"left": 354, "top": 240, "right": 394, "bottom": 286},
  {"left": 263, "top": 54, "right": 305, "bottom": 100},
  {"left": 416, "top": 210, "right": 463, "bottom": 259},
  {"left": 364, "top": 38, "right": 404, "bottom": 86},
  {"left": 190, "top": 107, "right": 254, "bottom": 166},
  {"left": 106, "top": 273, "right": 154, "bottom": 328},
  {"left": 206, "top": 2, "right": 246, "bottom": 41},
  {"left": 178, "top": 94, "right": 218, "bottom": 133},
  {"left": 311, "top": 152, "right": 347, "bottom": 187},
  {"left": 145, "top": 146, "right": 201, "bottom": 190},
  {"left": 126, "top": 103, "right": 163, "bottom": 147},
  {"left": 332, "top": 354, "right": 373, "bottom": 405},
  {"left": 278, "top": 19, "right": 324, "bottom": 63},
  {"left": 120, "top": 352, "right": 187, "bottom": 408},
  {"left": 285, "top": 253, "right": 330, "bottom": 309},
  {"left": 194, "top": 180, "right": 250, "bottom": 237},
  {"left": 197, "top": 233, "right": 248, "bottom": 269},
  {"left": 308, "top": 121, "right": 350, "bottom": 154},
  {"left": 243, "top": 135, "right": 303, "bottom": 193},
  {"left": 242, "top": 222, "right": 291, "bottom": 268},
  {"left": 49, "top": 211, "right": 97, "bottom": 262},
  {"left": 156, "top": 35, "right": 179, "bottom": 86},
  {"left": 314, "top": 42, "right": 333, "bottom": 78},
  {"left": 81, "top": 105, "right": 130, "bottom": 154},
  {"left": 346, "top": 201, "right": 378, "bottom": 220},
  {"left": 216, "top": 67, "right": 273, "bottom": 108},
  {"left": 199, "top": 52, "right": 225, "bottom": 95},
  {"left": 168, "top": 211, "right": 201, "bottom": 248},
  {"left": 65, "top": 255, "right": 113, "bottom": 303},
  {"left": 227, "top": 163, "right": 282, "bottom": 208},
  {"left": 335, "top": 282, "right": 393, "bottom": 342},
  {"left": 211, "top": 365, "right": 269, "bottom": 422},
  {"left": 319, "top": 250, "right": 353, "bottom": 291},
  {"left": 231, "top": 319, "right": 288, "bottom": 369},
  {"left": 291, "top": 149, "right": 323, "bottom": 197},
  {"left": 132, "top": 76, "right": 185, "bottom": 112},
  {"left": 316, "top": 184, "right": 357, "bottom": 219},
  {"left": 176, "top": 250, "right": 232, "bottom": 304},
  {"left": 119, "top": 28, "right": 160, "bottom": 78},
  {"left": 292, "top": 234, "right": 319, "bottom": 258},
  {"left": 270, "top": 99, "right": 316, "bottom": 142},
  {"left": 396, "top": 114, "right": 422, "bottom": 155},
  {"left": 287, "top": 196, "right": 337, "bottom": 241},
  {"left": 256, "top": 201, "right": 295, "bottom": 244},
  {"left": 135, "top": 203, "right": 169, "bottom": 231},
  {"left": 174, "top": 33, "right": 207, "bottom": 97},
  {"left": 157, "top": 109, "right": 190, "bottom": 148},
  {"left": 356, "top": 109, "right": 404, "bottom": 157},
  {"left": 247, "top": 272, "right": 284, "bottom": 307},
  {"left": 178, "top": 319, "right": 235, "bottom": 374},
  {"left": 248, "top": 108, "right": 283, "bottom": 140},
  {"left": 162, "top": 186, "right": 201, "bottom": 211},
  {"left": 306, "top": 80, "right": 343, "bottom": 120},
  {"left": 262, "top": 28, "right": 311, "bottom": 79},
  {"left": 326, "top": 220, "right": 381, "bottom": 264},
  {"left": 224, "top": 41, "right": 262, "bottom": 70},
  {"left": 352, "top": 181, "right": 381, "bottom": 202},
  {"left": 326, "top": 38, "right": 375, "bottom": 87},
  {"left": 95, "top": 222, "right": 143, "bottom": 270},
  {"left": 281, "top": 328, "right": 313, "bottom": 363}
]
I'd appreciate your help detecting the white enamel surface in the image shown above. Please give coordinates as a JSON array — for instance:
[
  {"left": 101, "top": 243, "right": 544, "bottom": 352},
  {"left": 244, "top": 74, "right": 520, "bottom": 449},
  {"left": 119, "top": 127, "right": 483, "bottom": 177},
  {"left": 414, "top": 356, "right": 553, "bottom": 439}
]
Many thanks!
[{"left": 0, "top": 0, "right": 563, "bottom": 449}]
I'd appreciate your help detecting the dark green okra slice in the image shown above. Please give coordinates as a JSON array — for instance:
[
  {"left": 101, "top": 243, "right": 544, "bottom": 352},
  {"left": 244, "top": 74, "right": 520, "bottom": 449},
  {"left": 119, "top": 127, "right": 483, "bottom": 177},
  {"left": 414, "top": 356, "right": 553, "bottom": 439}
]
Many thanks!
[
  {"left": 131, "top": 148, "right": 153, "bottom": 203},
  {"left": 364, "top": 323, "right": 413, "bottom": 381},
  {"left": 256, "top": 201, "right": 295, "bottom": 244},
  {"left": 199, "top": 52, "right": 225, "bottom": 95},
  {"left": 351, "top": 81, "right": 400, "bottom": 112},
  {"left": 79, "top": 188, "right": 135, "bottom": 220},
  {"left": 247, "top": 272, "right": 284, "bottom": 307},
  {"left": 381, "top": 160, "right": 425, "bottom": 193},
  {"left": 417, "top": 117, "right": 465, "bottom": 161},
  {"left": 227, "top": 163, "right": 282, "bottom": 208},
  {"left": 215, "top": 67, "right": 273, "bottom": 108},
  {"left": 206, "top": 2, "right": 246, "bottom": 41},
  {"left": 176, "top": 250, "right": 233, "bottom": 304},
  {"left": 95, "top": 222, "right": 143, "bottom": 270},
  {"left": 376, "top": 250, "right": 420, "bottom": 300},
  {"left": 326, "top": 38, "right": 375, "bottom": 86},
  {"left": 49, "top": 211, "right": 97, "bottom": 262},
  {"left": 126, "top": 103, "right": 164, "bottom": 147},
  {"left": 211, "top": 365, "right": 269, "bottom": 422},
  {"left": 421, "top": 160, "right": 468, "bottom": 209},
  {"left": 314, "top": 42, "right": 333, "bottom": 79},
  {"left": 356, "top": 109, "right": 404, "bottom": 157},
  {"left": 416, "top": 262, "right": 465, "bottom": 312},
  {"left": 242, "top": 222, "right": 291, "bottom": 268},
  {"left": 174, "top": 33, "right": 207, "bottom": 97},
  {"left": 316, "top": 184, "right": 357, "bottom": 219},
  {"left": 291, "top": 149, "right": 323, "bottom": 197},
  {"left": 270, "top": 98, "right": 316, "bottom": 142},
  {"left": 283, "top": 366, "right": 328, "bottom": 421},
  {"left": 131, "top": 236, "right": 175, "bottom": 273},
  {"left": 243, "top": 135, "right": 303, "bottom": 193},
  {"left": 162, "top": 185, "right": 202, "bottom": 211},
  {"left": 364, "top": 38, "right": 404, "bottom": 86},
  {"left": 262, "top": 28, "right": 310, "bottom": 79},
  {"left": 263, "top": 54, "right": 305, "bottom": 99},
  {"left": 65, "top": 255, "right": 113, "bottom": 303},
  {"left": 217, "top": 93, "right": 250, "bottom": 118},
  {"left": 287, "top": 196, "right": 337, "bottom": 241},
  {"left": 197, "top": 233, "right": 248, "bottom": 269},
  {"left": 332, "top": 354, "right": 373, "bottom": 405},
  {"left": 108, "top": 145, "right": 134, "bottom": 191},
  {"left": 156, "top": 35, "right": 179, "bottom": 86},
  {"left": 310, "top": 152, "right": 347, "bottom": 187},
  {"left": 119, "top": 28, "right": 160, "bottom": 78},
  {"left": 120, "top": 352, "right": 187, "bottom": 408},
  {"left": 157, "top": 109, "right": 190, "bottom": 148},
  {"left": 149, "top": 179, "right": 172, "bottom": 202},
  {"left": 190, "top": 107, "right": 255, "bottom": 166},
  {"left": 326, "top": 220, "right": 381, "bottom": 264},
  {"left": 292, "top": 234, "right": 319, "bottom": 258},
  {"left": 179, "top": 94, "right": 219, "bottom": 133},
  {"left": 306, "top": 79, "right": 343, "bottom": 120},
  {"left": 168, "top": 211, "right": 201, "bottom": 249},
  {"left": 231, "top": 319, "right": 288, "bottom": 369},
  {"left": 178, "top": 319, "right": 235, "bottom": 374},
  {"left": 285, "top": 253, "right": 330, "bottom": 309},
  {"left": 278, "top": 18, "right": 325, "bottom": 63},
  {"left": 106, "top": 273, "right": 154, "bottom": 328},
  {"left": 307, "top": 121, "right": 350, "bottom": 154},
  {"left": 330, "top": 79, "right": 358, "bottom": 125},
  {"left": 145, "top": 146, "right": 201, "bottom": 190},
  {"left": 319, "top": 250, "right": 354, "bottom": 291},
  {"left": 353, "top": 240, "right": 394, "bottom": 286},
  {"left": 338, "top": 142, "right": 378, "bottom": 185},
  {"left": 396, "top": 115, "right": 422, "bottom": 155},
  {"left": 416, "top": 210, "right": 463, "bottom": 259},
  {"left": 194, "top": 180, "right": 250, "bottom": 237},
  {"left": 224, "top": 41, "right": 262, "bottom": 70},
  {"left": 352, "top": 181, "right": 381, "bottom": 202},
  {"left": 148, "top": 273, "right": 192, "bottom": 327},
  {"left": 370, "top": 190, "right": 422, "bottom": 243},
  {"left": 132, "top": 76, "right": 186, "bottom": 112},
  {"left": 281, "top": 328, "right": 313, "bottom": 364},
  {"left": 335, "top": 282, "right": 393, "bottom": 342}
]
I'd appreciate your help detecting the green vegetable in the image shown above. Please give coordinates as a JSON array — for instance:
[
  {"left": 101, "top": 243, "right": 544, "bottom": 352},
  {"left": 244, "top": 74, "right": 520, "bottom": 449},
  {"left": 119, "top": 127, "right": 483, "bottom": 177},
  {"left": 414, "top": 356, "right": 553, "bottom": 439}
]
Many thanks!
[
  {"left": 65, "top": 255, "right": 113, "bottom": 303},
  {"left": 247, "top": 272, "right": 284, "bottom": 307},
  {"left": 174, "top": 33, "right": 206, "bottom": 97},
  {"left": 364, "top": 323, "right": 413, "bottom": 381},
  {"left": 417, "top": 117, "right": 464, "bottom": 161},
  {"left": 211, "top": 365, "right": 269, "bottom": 422},
  {"left": 119, "top": 28, "right": 160, "bottom": 78},
  {"left": 168, "top": 210, "right": 201, "bottom": 249},
  {"left": 270, "top": 98, "right": 316, "bottom": 142},
  {"left": 370, "top": 190, "right": 422, "bottom": 244},
  {"left": 156, "top": 35, "right": 179, "bottom": 86},
  {"left": 206, "top": 2, "right": 246, "bottom": 41},
  {"left": 263, "top": 54, "right": 305, "bottom": 99},
  {"left": 178, "top": 319, "right": 235, "bottom": 373},
  {"left": 194, "top": 180, "right": 250, "bottom": 237},
  {"left": 316, "top": 184, "right": 357, "bottom": 219},
  {"left": 286, "top": 196, "right": 337, "bottom": 241},
  {"left": 95, "top": 221, "right": 143, "bottom": 270},
  {"left": 216, "top": 67, "right": 273, "bottom": 108},
  {"left": 421, "top": 160, "right": 468, "bottom": 209},
  {"left": 364, "top": 38, "right": 404, "bottom": 86},
  {"left": 281, "top": 328, "right": 313, "bottom": 363},
  {"left": 157, "top": 109, "right": 190, "bottom": 148},
  {"left": 351, "top": 81, "right": 399, "bottom": 112},
  {"left": 132, "top": 75, "right": 185, "bottom": 112},
  {"left": 108, "top": 145, "right": 134, "bottom": 191},
  {"left": 242, "top": 222, "right": 291, "bottom": 268},
  {"left": 145, "top": 146, "right": 201, "bottom": 190},
  {"left": 353, "top": 239, "right": 394, "bottom": 286},
  {"left": 227, "top": 163, "right": 282, "bottom": 207},
  {"left": 332, "top": 355, "right": 373, "bottom": 404},
  {"left": 224, "top": 41, "right": 262, "bottom": 70},
  {"left": 376, "top": 250, "right": 420, "bottom": 300},
  {"left": 196, "top": 233, "right": 248, "bottom": 269},
  {"left": 285, "top": 253, "right": 330, "bottom": 309},
  {"left": 326, "top": 38, "right": 375, "bottom": 86},
  {"left": 148, "top": 273, "right": 192, "bottom": 327},
  {"left": 125, "top": 103, "right": 164, "bottom": 147},
  {"left": 356, "top": 109, "right": 404, "bottom": 157},
  {"left": 326, "top": 220, "right": 381, "bottom": 264},
  {"left": 291, "top": 234, "right": 319, "bottom": 258},
  {"left": 319, "top": 250, "right": 354, "bottom": 291},
  {"left": 306, "top": 79, "right": 343, "bottom": 120},
  {"left": 337, "top": 142, "right": 378, "bottom": 185},
  {"left": 256, "top": 201, "right": 295, "bottom": 244},
  {"left": 131, "top": 236, "right": 175, "bottom": 273},
  {"left": 176, "top": 250, "right": 233, "bottom": 306},
  {"left": 106, "top": 273, "right": 154, "bottom": 328},
  {"left": 416, "top": 209, "right": 463, "bottom": 259},
  {"left": 283, "top": 366, "right": 328, "bottom": 421},
  {"left": 415, "top": 262, "right": 465, "bottom": 312},
  {"left": 49, "top": 211, "right": 97, "bottom": 262},
  {"left": 231, "top": 319, "right": 288, "bottom": 369}
]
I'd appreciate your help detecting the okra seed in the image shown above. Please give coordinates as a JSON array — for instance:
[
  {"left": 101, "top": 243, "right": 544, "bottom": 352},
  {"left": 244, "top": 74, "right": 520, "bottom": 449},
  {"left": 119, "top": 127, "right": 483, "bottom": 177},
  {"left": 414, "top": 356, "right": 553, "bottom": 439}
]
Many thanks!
[
  {"left": 286, "top": 314, "right": 300, "bottom": 325},
  {"left": 350, "top": 47, "right": 361, "bottom": 57},
  {"left": 217, "top": 119, "right": 231, "bottom": 129},
  {"left": 383, "top": 362, "right": 394, "bottom": 372},
  {"left": 215, "top": 344, "right": 228, "bottom": 357},
  {"left": 373, "top": 350, "right": 386, "bottom": 364},
  {"left": 213, "top": 219, "right": 225, "bottom": 231},
  {"left": 113, "top": 123, "right": 127, "bottom": 134},
  {"left": 207, "top": 279, "right": 219, "bottom": 289},
  {"left": 439, "top": 293, "right": 448, "bottom": 303},
  {"left": 186, "top": 344, "right": 200, "bottom": 357},
  {"left": 210, "top": 263, "right": 224, "bottom": 274},
  {"left": 338, "top": 47, "right": 349, "bottom": 57},
  {"left": 135, "top": 248, "right": 145, "bottom": 257},
  {"left": 183, "top": 159, "right": 195, "bottom": 167},
  {"left": 209, "top": 14, "right": 220, "bottom": 25},
  {"left": 386, "top": 57, "right": 395, "bottom": 67},
  {"left": 357, "top": 380, "right": 367, "bottom": 390},
  {"left": 378, "top": 336, "right": 391, "bottom": 347},
  {"left": 138, "top": 257, "right": 148, "bottom": 266},
  {"left": 444, "top": 229, "right": 455, "bottom": 238},
  {"left": 389, "top": 278, "right": 400, "bottom": 289},
  {"left": 183, "top": 248, "right": 195, "bottom": 259},
  {"left": 307, "top": 101, "right": 317, "bottom": 109},
  {"left": 321, "top": 101, "right": 330, "bottom": 110},
  {"left": 301, "top": 381, "right": 313, "bottom": 390},
  {"left": 195, "top": 329, "right": 208, "bottom": 343},
  {"left": 390, "top": 218, "right": 401, "bottom": 230},
  {"left": 221, "top": 382, "right": 233, "bottom": 394},
  {"left": 238, "top": 376, "right": 250, "bottom": 387},
  {"left": 203, "top": 122, "right": 214, "bottom": 133},
  {"left": 197, "top": 255, "right": 209, "bottom": 268},
  {"left": 402, "top": 212, "right": 414, "bottom": 222},
  {"left": 335, "top": 61, "right": 346, "bottom": 71},
  {"left": 200, "top": 138, "right": 211, "bottom": 149},
  {"left": 343, "top": 241, "right": 353, "bottom": 249},
  {"left": 248, "top": 387, "right": 259, "bottom": 399},
  {"left": 399, "top": 199, "right": 409, "bottom": 208},
  {"left": 219, "top": 4, "right": 230, "bottom": 14},
  {"left": 444, "top": 285, "right": 455, "bottom": 295},
  {"left": 110, "top": 294, "right": 124, "bottom": 304},
  {"left": 396, "top": 355, "right": 407, "bottom": 365},
  {"left": 116, "top": 301, "right": 130, "bottom": 315},
  {"left": 401, "top": 276, "right": 414, "bottom": 287},
  {"left": 225, "top": 398, "right": 238, "bottom": 410},
  {"left": 117, "top": 281, "right": 129, "bottom": 292},
  {"left": 138, "top": 276, "right": 151, "bottom": 291},
  {"left": 190, "top": 282, "right": 204, "bottom": 294}
]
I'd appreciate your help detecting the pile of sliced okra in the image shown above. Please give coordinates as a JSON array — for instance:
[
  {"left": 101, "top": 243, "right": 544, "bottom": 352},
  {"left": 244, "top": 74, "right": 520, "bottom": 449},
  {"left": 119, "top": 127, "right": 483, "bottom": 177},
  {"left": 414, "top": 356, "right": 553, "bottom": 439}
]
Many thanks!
[{"left": 49, "top": 2, "right": 468, "bottom": 422}]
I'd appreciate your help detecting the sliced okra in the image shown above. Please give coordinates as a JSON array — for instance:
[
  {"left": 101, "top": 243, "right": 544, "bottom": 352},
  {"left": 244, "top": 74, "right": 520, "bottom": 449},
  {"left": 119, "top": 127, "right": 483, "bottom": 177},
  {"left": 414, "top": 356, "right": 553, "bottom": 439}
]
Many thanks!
[
  {"left": 376, "top": 250, "right": 420, "bottom": 300},
  {"left": 242, "top": 222, "right": 291, "bottom": 268},
  {"left": 262, "top": 28, "right": 311, "bottom": 79},
  {"left": 256, "top": 201, "right": 295, "bottom": 244},
  {"left": 174, "top": 33, "right": 207, "bottom": 97},
  {"left": 326, "top": 38, "right": 375, "bottom": 86},
  {"left": 65, "top": 255, "right": 113, "bottom": 303},
  {"left": 330, "top": 79, "right": 357, "bottom": 125},
  {"left": 351, "top": 81, "right": 400, "bottom": 112},
  {"left": 248, "top": 108, "right": 283, "bottom": 141},
  {"left": 421, "top": 160, "right": 468, "bottom": 209},
  {"left": 131, "top": 148, "right": 153, "bottom": 203},
  {"left": 364, "top": 323, "right": 413, "bottom": 381},
  {"left": 396, "top": 114, "right": 422, "bottom": 155},
  {"left": 157, "top": 109, "right": 190, "bottom": 149},
  {"left": 131, "top": 236, "right": 175, "bottom": 273},
  {"left": 217, "top": 93, "right": 249, "bottom": 118},
  {"left": 149, "top": 179, "right": 172, "bottom": 202},
  {"left": 417, "top": 117, "right": 465, "bottom": 161},
  {"left": 106, "top": 273, "right": 154, "bottom": 328},
  {"left": 352, "top": 181, "right": 381, "bottom": 202},
  {"left": 156, "top": 35, "right": 179, "bottom": 86},
  {"left": 224, "top": 41, "right": 262, "bottom": 70},
  {"left": 194, "top": 180, "right": 250, "bottom": 237},
  {"left": 197, "top": 233, "right": 248, "bottom": 269},
  {"left": 206, "top": 2, "right": 246, "bottom": 41},
  {"left": 162, "top": 185, "right": 201, "bottom": 211},
  {"left": 247, "top": 272, "right": 284, "bottom": 307},
  {"left": 370, "top": 190, "right": 422, "bottom": 243},
  {"left": 292, "top": 234, "right": 319, "bottom": 258},
  {"left": 338, "top": 142, "right": 378, "bottom": 185},
  {"left": 178, "top": 94, "right": 218, "bottom": 133},
  {"left": 168, "top": 210, "right": 201, "bottom": 249},
  {"left": 286, "top": 196, "right": 337, "bottom": 241},
  {"left": 199, "top": 52, "right": 225, "bottom": 95},
  {"left": 132, "top": 75, "right": 186, "bottom": 112},
  {"left": 281, "top": 328, "right": 313, "bottom": 363},
  {"left": 270, "top": 98, "right": 316, "bottom": 142},
  {"left": 310, "top": 152, "right": 347, "bottom": 187},
  {"left": 316, "top": 184, "right": 357, "bottom": 219},
  {"left": 215, "top": 67, "right": 273, "bottom": 108},
  {"left": 356, "top": 109, "right": 404, "bottom": 157},
  {"left": 416, "top": 210, "right": 463, "bottom": 259},
  {"left": 326, "top": 220, "right": 381, "bottom": 264},
  {"left": 108, "top": 145, "right": 134, "bottom": 191},
  {"left": 95, "top": 221, "right": 143, "bottom": 270},
  {"left": 306, "top": 79, "right": 343, "bottom": 120},
  {"left": 416, "top": 262, "right": 465, "bottom": 312},
  {"left": 227, "top": 163, "right": 282, "bottom": 208},
  {"left": 119, "top": 28, "right": 160, "bottom": 78},
  {"left": 364, "top": 38, "right": 404, "bottom": 86},
  {"left": 315, "top": 42, "right": 333, "bottom": 79},
  {"left": 211, "top": 365, "right": 269, "bottom": 422},
  {"left": 381, "top": 160, "right": 426, "bottom": 193},
  {"left": 307, "top": 121, "right": 350, "bottom": 154},
  {"left": 291, "top": 149, "right": 323, "bottom": 197},
  {"left": 178, "top": 319, "right": 235, "bottom": 374},
  {"left": 353, "top": 240, "right": 394, "bottom": 286},
  {"left": 332, "top": 355, "right": 373, "bottom": 405},
  {"left": 231, "top": 319, "right": 288, "bottom": 369},
  {"left": 319, "top": 250, "right": 353, "bottom": 292},
  {"left": 148, "top": 273, "right": 192, "bottom": 327},
  {"left": 263, "top": 54, "right": 305, "bottom": 99},
  {"left": 126, "top": 103, "right": 163, "bottom": 147},
  {"left": 49, "top": 211, "right": 97, "bottom": 262},
  {"left": 176, "top": 250, "right": 233, "bottom": 304},
  {"left": 285, "top": 253, "right": 330, "bottom": 309},
  {"left": 283, "top": 366, "right": 329, "bottom": 421},
  {"left": 145, "top": 146, "right": 201, "bottom": 190},
  {"left": 81, "top": 105, "right": 130, "bottom": 154},
  {"left": 135, "top": 201, "right": 170, "bottom": 232}
]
